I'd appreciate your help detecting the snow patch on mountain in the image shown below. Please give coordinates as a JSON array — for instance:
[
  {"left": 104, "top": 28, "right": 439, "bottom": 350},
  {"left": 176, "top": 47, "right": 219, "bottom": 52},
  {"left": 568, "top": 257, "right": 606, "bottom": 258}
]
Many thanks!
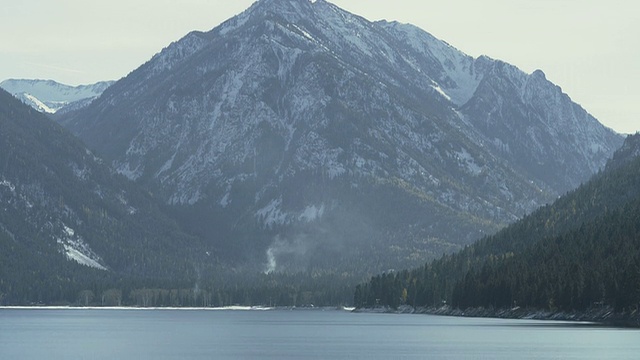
[
  {"left": 116, "top": 161, "right": 144, "bottom": 181},
  {"left": 57, "top": 223, "right": 107, "bottom": 271},
  {"left": 256, "top": 197, "right": 288, "bottom": 227},
  {"left": 0, "top": 179, "right": 16, "bottom": 193},
  {"left": 0, "top": 79, "right": 114, "bottom": 113},
  {"left": 453, "top": 148, "right": 483, "bottom": 176},
  {"left": 299, "top": 204, "right": 325, "bottom": 222},
  {"left": 220, "top": 192, "right": 231, "bottom": 208},
  {"left": 380, "top": 22, "right": 484, "bottom": 106},
  {"left": 255, "top": 198, "right": 325, "bottom": 227},
  {"left": 22, "top": 93, "right": 57, "bottom": 113}
]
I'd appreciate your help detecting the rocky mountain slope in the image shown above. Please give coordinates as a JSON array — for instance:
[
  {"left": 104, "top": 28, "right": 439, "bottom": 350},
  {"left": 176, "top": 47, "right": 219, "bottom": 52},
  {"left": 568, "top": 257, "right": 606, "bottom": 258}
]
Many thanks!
[
  {"left": 0, "top": 79, "right": 113, "bottom": 114},
  {"left": 59, "top": 0, "right": 623, "bottom": 273}
]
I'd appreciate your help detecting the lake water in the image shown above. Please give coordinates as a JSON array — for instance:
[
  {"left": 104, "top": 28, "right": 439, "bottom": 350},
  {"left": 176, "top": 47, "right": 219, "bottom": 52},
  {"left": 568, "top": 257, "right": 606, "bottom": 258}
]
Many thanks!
[{"left": 1, "top": 308, "right": 638, "bottom": 359}]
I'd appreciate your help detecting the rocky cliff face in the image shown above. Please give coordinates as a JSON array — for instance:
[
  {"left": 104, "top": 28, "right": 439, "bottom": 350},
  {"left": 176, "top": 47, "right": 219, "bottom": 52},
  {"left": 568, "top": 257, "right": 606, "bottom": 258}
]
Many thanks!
[{"left": 60, "top": 0, "right": 623, "bottom": 273}]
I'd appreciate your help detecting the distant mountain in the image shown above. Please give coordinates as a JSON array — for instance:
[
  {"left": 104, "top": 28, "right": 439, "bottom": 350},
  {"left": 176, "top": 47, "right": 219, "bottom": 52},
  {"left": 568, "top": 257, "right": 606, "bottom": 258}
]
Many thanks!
[
  {"left": 0, "top": 88, "right": 208, "bottom": 304},
  {"left": 355, "top": 133, "right": 640, "bottom": 313},
  {"left": 60, "top": 0, "right": 623, "bottom": 274},
  {"left": 0, "top": 79, "right": 113, "bottom": 114}
]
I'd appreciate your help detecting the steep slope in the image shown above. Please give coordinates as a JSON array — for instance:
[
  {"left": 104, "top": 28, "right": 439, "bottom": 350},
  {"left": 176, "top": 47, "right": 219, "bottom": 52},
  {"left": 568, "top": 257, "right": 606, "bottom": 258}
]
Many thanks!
[
  {"left": 381, "top": 21, "right": 619, "bottom": 192},
  {"left": 450, "top": 196, "right": 640, "bottom": 312},
  {"left": 0, "top": 79, "right": 114, "bottom": 114},
  {"left": 355, "top": 133, "right": 640, "bottom": 312},
  {"left": 60, "top": 0, "right": 622, "bottom": 273},
  {"left": 605, "top": 132, "right": 640, "bottom": 171},
  {"left": 0, "top": 88, "right": 206, "bottom": 304},
  {"left": 450, "top": 134, "right": 640, "bottom": 311}
]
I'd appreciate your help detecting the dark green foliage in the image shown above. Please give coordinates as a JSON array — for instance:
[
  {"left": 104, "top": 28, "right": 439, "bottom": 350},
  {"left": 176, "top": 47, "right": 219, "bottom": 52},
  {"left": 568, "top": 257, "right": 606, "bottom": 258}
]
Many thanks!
[
  {"left": 450, "top": 199, "right": 640, "bottom": 311},
  {"left": 0, "top": 88, "right": 208, "bottom": 304},
  {"left": 356, "top": 137, "right": 640, "bottom": 313}
]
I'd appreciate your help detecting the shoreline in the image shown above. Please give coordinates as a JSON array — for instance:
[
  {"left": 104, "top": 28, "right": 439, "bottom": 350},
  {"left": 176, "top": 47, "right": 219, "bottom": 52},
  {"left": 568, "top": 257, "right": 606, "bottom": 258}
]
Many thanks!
[
  {"left": 354, "top": 305, "right": 640, "bottom": 328},
  {"left": 0, "top": 305, "right": 273, "bottom": 311},
  {"left": 4, "top": 304, "right": 635, "bottom": 327},
  {"left": 0, "top": 305, "right": 356, "bottom": 312}
]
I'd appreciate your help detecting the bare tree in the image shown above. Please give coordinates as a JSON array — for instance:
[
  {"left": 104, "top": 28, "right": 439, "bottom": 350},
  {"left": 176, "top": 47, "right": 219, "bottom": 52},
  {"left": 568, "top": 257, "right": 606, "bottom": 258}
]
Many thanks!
[
  {"left": 101, "top": 289, "right": 122, "bottom": 306},
  {"left": 78, "top": 290, "right": 94, "bottom": 306}
]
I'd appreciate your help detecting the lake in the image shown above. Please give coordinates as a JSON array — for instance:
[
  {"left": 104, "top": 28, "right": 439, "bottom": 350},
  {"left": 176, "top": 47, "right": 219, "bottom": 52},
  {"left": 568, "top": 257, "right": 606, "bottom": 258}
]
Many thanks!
[{"left": 1, "top": 308, "right": 638, "bottom": 359}]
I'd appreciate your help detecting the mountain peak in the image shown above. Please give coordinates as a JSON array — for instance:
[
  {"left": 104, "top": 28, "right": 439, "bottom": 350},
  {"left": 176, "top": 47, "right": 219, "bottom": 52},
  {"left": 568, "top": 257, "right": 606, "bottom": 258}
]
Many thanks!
[
  {"left": 258, "top": 0, "right": 320, "bottom": 6},
  {"left": 251, "top": 0, "right": 317, "bottom": 16},
  {"left": 532, "top": 69, "right": 546, "bottom": 79},
  {"left": 58, "top": 0, "right": 623, "bottom": 274},
  {"left": 215, "top": 0, "right": 321, "bottom": 37},
  {"left": 259, "top": 0, "right": 316, "bottom": 4}
]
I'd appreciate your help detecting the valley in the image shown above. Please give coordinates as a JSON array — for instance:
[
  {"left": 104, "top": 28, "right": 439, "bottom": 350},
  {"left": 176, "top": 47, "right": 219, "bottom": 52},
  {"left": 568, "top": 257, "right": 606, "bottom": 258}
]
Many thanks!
[{"left": 0, "top": 0, "right": 636, "bottom": 316}]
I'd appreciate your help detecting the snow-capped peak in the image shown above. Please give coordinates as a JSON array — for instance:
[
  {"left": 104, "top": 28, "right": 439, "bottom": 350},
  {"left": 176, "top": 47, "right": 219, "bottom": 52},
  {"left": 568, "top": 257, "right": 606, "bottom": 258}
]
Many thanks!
[
  {"left": 0, "top": 79, "right": 114, "bottom": 113},
  {"left": 56, "top": 0, "right": 623, "bottom": 274}
]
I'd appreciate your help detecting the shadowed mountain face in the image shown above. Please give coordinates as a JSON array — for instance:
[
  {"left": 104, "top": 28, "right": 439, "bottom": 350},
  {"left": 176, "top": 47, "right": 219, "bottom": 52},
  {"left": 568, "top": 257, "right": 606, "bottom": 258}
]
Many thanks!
[
  {"left": 0, "top": 88, "right": 206, "bottom": 302},
  {"left": 60, "top": 0, "right": 622, "bottom": 273}
]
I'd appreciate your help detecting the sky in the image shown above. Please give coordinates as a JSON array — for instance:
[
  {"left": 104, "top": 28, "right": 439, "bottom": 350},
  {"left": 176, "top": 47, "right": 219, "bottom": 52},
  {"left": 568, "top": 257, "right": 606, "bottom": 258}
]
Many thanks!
[{"left": 1, "top": 0, "right": 638, "bottom": 134}]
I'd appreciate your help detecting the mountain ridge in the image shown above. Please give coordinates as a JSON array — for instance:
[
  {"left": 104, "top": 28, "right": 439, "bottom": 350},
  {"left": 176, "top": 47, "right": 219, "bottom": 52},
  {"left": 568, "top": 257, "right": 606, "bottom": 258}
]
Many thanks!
[
  {"left": 59, "top": 0, "right": 622, "bottom": 273},
  {"left": 0, "top": 79, "right": 114, "bottom": 114}
]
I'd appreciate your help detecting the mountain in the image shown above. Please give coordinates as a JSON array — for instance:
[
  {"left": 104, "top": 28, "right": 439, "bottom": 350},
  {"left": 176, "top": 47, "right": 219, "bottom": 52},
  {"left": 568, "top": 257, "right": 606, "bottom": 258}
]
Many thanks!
[
  {"left": 355, "top": 133, "right": 640, "bottom": 313},
  {"left": 0, "top": 79, "right": 114, "bottom": 114},
  {"left": 605, "top": 132, "right": 640, "bottom": 171},
  {"left": 59, "top": 0, "right": 623, "bottom": 274},
  {"left": 0, "top": 88, "right": 209, "bottom": 304}
]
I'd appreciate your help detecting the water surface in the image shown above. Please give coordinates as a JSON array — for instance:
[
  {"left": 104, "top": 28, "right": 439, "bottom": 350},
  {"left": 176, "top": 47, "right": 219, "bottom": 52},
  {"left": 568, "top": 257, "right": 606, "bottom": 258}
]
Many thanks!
[{"left": 1, "top": 308, "right": 638, "bottom": 359}]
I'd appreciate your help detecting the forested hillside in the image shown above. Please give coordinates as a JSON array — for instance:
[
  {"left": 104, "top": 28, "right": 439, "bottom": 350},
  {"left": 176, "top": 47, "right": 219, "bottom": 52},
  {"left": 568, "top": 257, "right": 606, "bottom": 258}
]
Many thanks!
[
  {"left": 0, "top": 88, "right": 377, "bottom": 307},
  {"left": 355, "top": 134, "right": 640, "bottom": 313},
  {"left": 0, "top": 88, "right": 210, "bottom": 304}
]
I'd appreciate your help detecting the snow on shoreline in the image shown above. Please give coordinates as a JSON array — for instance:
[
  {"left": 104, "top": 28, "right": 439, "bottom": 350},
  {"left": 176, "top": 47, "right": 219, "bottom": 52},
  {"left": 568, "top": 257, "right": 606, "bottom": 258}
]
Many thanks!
[
  {"left": 0, "top": 306, "right": 273, "bottom": 311},
  {"left": 0, "top": 305, "right": 356, "bottom": 312}
]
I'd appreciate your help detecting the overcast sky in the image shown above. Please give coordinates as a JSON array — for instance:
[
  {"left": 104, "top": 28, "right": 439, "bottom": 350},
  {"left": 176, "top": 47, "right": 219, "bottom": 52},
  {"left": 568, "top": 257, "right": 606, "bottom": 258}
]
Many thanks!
[{"left": 1, "top": 0, "right": 638, "bottom": 133}]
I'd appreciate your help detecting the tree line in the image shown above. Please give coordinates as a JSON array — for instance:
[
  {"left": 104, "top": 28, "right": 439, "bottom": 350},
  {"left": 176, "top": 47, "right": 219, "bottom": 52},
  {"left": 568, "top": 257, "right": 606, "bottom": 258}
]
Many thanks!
[{"left": 355, "top": 149, "right": 640, "bottom": 314}]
